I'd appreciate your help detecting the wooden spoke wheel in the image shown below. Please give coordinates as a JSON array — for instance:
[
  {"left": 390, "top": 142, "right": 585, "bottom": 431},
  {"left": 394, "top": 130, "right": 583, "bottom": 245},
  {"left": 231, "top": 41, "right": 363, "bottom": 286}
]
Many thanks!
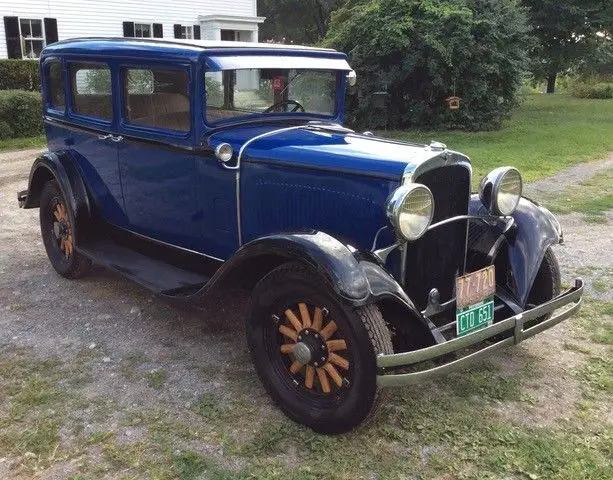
[
  {"left": 278, "top": 303, "right": 351, "bottom": 395},
  {"left": 39, "top": 180, "right": 91, "bottom": 279},
  {"left": 247, "top": 263, "right": 393, "bottom": 434},
  {"left": 52, "top": 201, "right": 73, "bottom": 258}
]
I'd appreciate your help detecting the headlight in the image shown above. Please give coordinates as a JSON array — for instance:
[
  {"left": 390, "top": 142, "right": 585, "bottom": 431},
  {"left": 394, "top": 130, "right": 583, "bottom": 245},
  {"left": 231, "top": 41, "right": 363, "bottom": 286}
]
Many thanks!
[
  {"left": 479, "top": 167, "right": 522, "bottom": 216},
  {"left": 386, "top": 183, "right": 434, "bottom": 241}
]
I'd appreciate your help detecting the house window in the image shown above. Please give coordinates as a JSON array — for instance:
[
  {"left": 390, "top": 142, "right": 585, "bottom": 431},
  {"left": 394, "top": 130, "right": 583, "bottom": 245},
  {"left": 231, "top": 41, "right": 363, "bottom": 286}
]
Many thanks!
[
  {"left": 20, "top": 18, "right": 44, "bottom": 58},
  {"left": 181, "top": 26, "right": 193, "bottom": 39},
  {"left": 70, "top": 62, "right": 113, "bottom": 120},
  {"left": 134, "top": 23, "right": 152, "bottom": 38}
]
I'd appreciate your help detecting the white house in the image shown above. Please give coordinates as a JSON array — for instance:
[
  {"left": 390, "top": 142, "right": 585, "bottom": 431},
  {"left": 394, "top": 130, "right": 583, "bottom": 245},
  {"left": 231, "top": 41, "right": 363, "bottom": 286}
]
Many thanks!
[{"left": 1, "top": 0, "right": 264, "bottom": 59}]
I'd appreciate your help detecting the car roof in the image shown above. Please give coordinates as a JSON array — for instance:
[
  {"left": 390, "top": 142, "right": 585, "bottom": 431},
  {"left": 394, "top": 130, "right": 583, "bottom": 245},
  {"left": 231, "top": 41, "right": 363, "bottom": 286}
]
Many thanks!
[{"left": 42, "top": 37, "right": 343, "bottom": 63}]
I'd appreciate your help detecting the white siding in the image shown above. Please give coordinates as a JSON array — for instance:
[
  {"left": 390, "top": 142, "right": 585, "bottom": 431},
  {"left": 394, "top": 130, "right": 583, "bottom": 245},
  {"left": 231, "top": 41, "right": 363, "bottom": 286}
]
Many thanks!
[{"left": 0, "top": 0, "right": 258, "bottom": 58}]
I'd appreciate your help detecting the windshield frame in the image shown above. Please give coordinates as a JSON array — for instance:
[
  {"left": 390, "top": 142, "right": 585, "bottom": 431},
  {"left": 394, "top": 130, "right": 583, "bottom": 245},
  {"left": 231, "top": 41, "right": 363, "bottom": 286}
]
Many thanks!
[{"left": 202, "top": 66, "right": 346, "bottom": 129}]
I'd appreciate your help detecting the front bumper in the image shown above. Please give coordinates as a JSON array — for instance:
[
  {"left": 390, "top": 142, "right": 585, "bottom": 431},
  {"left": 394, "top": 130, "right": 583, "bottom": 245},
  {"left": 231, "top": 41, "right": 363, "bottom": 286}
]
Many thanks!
[{"left": 376, "top": 278, "right": 584, "bottom": 387}]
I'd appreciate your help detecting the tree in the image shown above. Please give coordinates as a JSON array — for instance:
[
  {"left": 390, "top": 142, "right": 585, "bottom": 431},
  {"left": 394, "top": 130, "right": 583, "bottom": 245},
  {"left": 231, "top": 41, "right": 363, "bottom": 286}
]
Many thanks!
[
  {"left": 258, "top": 0, "right": 344, "bottom": 44},
  {"left": 522, "top": 0, "right": 613, "bottom": 93},
  {"left": 323, "top": 0, "right": 532, "bottom": 130}
]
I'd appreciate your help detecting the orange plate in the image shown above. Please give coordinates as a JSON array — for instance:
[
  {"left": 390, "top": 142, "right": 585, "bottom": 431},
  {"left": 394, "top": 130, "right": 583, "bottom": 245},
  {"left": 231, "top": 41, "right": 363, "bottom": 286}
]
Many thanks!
[{"left": 456, "top": 265, "right": 496, "bottom": 309}]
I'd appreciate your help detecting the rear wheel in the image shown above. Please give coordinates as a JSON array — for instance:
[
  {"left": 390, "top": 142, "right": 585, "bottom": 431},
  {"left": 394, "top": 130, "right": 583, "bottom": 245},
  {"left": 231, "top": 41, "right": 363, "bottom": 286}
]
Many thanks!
[
  {"left": 246, "top": 262, "right": 393, "bottom": 434},
  {"left": 39, "top": 180, "right": 91, "bottom": 279}
]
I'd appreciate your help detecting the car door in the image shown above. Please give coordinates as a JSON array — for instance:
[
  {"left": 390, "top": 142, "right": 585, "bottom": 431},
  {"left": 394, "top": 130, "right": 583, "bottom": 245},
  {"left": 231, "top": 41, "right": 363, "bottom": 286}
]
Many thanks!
[
  {"left": 64, "top": 60, "right": 127, "bottom": 228},
  {"left": 117, "top": 64, "right": 202, "bottom": 251}
]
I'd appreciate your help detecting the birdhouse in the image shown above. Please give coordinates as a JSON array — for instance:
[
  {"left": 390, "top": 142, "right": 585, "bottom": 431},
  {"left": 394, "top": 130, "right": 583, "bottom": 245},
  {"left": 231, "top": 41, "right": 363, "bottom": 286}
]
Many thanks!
[{"left": 446, "top": 96, "right": 461, "bottom": 110}]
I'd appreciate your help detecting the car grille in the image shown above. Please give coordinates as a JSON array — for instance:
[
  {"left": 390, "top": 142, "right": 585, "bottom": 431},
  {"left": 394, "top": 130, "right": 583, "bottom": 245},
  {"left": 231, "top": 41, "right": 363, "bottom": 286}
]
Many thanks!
[{"left": 403, "top": 164, "right": 471, "bottom": 310}]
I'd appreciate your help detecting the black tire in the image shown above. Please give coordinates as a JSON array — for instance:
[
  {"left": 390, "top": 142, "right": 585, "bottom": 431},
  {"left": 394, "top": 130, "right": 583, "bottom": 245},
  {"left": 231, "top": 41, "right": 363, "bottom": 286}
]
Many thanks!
[
  {"left": 39, "top": 180, "right": 92, "bottom": 279},
  {"left": 526, "top": 247, "right": 561, "bottom": 323},
  {"left": 246, "top": 262, "right": 393, "bottom": 434}
]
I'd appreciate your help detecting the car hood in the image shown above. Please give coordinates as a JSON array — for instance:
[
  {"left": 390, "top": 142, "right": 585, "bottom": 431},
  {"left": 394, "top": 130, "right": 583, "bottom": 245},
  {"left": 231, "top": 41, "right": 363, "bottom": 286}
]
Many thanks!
[{"left": 207, "top": 124, "right": 461, "bottom": 181}]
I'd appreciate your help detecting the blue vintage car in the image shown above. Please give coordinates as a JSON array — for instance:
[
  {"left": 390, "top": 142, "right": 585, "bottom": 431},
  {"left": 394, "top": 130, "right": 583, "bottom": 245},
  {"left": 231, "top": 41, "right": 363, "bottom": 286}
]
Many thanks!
[{"left": 19, "top": 38, "right": 583, "bottom": 434}]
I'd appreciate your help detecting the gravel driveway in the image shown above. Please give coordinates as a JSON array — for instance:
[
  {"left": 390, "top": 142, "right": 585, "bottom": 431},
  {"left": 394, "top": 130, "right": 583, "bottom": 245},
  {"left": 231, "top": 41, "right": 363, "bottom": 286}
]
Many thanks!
[{"left": 0, "top": 148, "right": 611, "bottom": 478}]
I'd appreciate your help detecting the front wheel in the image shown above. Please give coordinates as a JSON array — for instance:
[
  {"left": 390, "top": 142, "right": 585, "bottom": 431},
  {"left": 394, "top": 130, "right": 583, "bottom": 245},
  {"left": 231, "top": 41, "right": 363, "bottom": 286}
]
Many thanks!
[
  {"left": 246, "top": 262, "right": 393, "bottom": 434},
  {"left": 526, "top": 247, "right": 561, "bottom": 324}
]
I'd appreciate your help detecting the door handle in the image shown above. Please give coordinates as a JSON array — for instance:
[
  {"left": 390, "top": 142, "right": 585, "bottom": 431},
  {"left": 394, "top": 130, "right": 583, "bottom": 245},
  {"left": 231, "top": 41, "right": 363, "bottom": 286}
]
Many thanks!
[
  {"left": 110, "top": 135, "right": 123, "bottom": 143},
  {"left": 98, "top": 134, "right": 112, "bottom": 140}
]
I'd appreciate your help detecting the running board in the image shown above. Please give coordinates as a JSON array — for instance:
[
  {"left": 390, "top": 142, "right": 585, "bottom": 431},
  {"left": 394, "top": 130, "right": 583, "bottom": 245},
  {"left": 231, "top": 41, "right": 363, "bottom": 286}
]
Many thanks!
[{"left": 77, "top": 239, "right": 210, "bottom": 295}]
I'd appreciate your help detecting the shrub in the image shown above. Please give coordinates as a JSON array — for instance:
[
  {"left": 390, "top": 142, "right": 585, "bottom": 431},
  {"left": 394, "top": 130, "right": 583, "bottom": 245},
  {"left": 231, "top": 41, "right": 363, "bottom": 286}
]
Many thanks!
[
  {"left": 571, "top": 79, "right": 613, "bottom": 99},
  {"left": 323, "top": 0, "right": 533, "bottom": 130},
  {"left": 0, "top": 90, "right": 43, "bottom": 138},
  {"left": 0, "top": 60, "right": 41, "bottom": 91},
  {"left": 0, "top": 120, "right": 13, "bottom": 140}
]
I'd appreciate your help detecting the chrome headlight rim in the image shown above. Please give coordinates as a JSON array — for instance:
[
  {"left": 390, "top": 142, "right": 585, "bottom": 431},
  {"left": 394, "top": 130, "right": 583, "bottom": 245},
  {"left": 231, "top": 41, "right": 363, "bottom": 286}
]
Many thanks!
[
  {"left": 493, "top": 167, "right": 522, "bottom": 216},
  {"left": 479, "top": 166, "right": 523, "bottom": 216},
  {"left": 386, "top": 183, "right": 435, "bottom": 241}
]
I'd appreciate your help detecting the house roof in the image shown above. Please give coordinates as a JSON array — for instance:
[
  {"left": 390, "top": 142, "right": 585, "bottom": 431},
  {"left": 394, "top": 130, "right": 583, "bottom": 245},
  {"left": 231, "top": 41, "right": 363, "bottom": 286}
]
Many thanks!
[{"left": 42, "top": 37, "right": 342, "bottom": 63}]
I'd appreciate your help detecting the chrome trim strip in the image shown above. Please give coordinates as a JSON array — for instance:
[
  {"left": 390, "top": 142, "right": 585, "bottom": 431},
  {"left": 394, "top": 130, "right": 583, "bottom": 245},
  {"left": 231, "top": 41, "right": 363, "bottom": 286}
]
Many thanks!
[
  {"left": 425, "top": 214, "right": 507, "bottom": 232},
  {"left": 234, "top": 125, "right": 311, "bottom": 245},
  {"left": 119, "top": 226, "right": 225, "bottom": 263}
]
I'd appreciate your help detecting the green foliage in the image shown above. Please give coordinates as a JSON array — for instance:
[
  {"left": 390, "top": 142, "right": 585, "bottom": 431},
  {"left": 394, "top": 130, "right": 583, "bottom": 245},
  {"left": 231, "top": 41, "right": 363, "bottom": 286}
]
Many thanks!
[
  {"left": 258, "top": 0, "right": 344, "bottom": 44},
  {"left": 571, "top": 79, "right": 613, "bottom": 99},
  {"left": 522, "top": 0, "right": 613, "bottom": 90},
  {"left": 0, "top": 90, "right": 43, "bottom": 138},
  {"left": 0, "top": 60, "right": 40, "bottom": 91},
  {"left": 323, "top": 0, "right": 532, "bottom": 130}
]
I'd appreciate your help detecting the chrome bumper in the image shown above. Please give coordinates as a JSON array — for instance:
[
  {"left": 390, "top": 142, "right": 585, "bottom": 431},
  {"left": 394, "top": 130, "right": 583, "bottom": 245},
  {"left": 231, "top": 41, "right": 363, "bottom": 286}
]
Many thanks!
[{"left": 376, "top": 278, "right": 584, "bottom": 387}]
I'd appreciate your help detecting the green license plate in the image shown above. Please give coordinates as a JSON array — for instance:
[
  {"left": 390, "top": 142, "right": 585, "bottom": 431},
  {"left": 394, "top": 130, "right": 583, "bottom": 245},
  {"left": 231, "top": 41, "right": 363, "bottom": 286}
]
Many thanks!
[
  {"left": 455, "top": 265, "right": 496, "bottom": 337},
  {"left": 456, "top": 297, "right": 495, "bottom": 337}
]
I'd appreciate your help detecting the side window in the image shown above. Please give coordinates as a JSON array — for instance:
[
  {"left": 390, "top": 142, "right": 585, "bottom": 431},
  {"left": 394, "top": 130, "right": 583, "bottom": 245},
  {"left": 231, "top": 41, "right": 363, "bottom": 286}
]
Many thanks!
[
  {"left": 47, "top": 61, "right": 65, "bottom": 109},
  {"left": 123, "top": 67, "right": 190, "bottom": 132},
  {"left": 70, "top": 62, "right": 112, "bottom": 120}
]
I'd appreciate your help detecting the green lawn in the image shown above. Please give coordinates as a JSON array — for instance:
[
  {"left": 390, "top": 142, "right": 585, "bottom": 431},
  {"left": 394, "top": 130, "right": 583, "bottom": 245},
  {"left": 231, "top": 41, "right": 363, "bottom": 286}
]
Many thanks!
[
  {"left": 545, "top": 168, "right": 613, "bottom": 222},
  {"left": 382, "top": 94, "right": 613, "bottom": 184},
  {"left": 0, "top": 134, "right": 45, "bottom": 151}
]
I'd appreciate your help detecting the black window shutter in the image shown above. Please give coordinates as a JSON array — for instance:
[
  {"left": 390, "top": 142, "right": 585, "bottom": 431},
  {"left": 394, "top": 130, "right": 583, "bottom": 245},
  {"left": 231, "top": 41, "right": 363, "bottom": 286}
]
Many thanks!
[
  {"left": 193, "top": 25, "right": 201, "bottom": 40},
  {"left": 123, "top": 21, "right": 135, "bottom": 37},
  {"left": 153, "top": 23, "right": 163, "bottom": 38},
  {"left": 4, "top": 16, "right": 22, "bottom": 59},
  {"left": 173, "top": 24, "right": 182, "bottom": 39},
  {"left": 44, "top": 18, "right": 58, "bottom": 44}
]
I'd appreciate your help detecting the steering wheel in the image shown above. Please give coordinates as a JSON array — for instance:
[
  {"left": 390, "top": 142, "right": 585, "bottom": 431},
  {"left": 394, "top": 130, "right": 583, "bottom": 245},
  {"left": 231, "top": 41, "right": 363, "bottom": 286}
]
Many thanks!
[{"left": 264, "top": 99, "right": 305, "bottom": 113}]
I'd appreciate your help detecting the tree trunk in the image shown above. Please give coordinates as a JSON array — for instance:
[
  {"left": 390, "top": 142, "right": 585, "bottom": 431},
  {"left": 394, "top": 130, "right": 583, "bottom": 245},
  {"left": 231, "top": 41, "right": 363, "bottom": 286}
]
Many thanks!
[{"left": 546, "top": 73, "right": 557, "bottom": 94}]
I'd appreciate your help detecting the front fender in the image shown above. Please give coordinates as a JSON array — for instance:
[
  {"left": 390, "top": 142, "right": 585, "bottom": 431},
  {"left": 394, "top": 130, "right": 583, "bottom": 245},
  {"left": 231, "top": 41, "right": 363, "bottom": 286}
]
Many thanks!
[
  {"left": 20, "top": 151, "right": 92, "bottom": 244},
  {"left": 469, "top": 195, "right": 561, "bottom": 306},
  {"left": 205, "top": 230, "right": 429, "bottom": 329},
  {"left": 509, "top": 198, "right": 561, "bottom": 305}
]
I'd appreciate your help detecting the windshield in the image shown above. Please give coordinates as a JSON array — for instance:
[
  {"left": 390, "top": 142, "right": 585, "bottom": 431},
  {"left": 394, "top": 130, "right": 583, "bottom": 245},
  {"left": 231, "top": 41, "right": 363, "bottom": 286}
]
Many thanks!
[{"left": 205, "top": 69, "right": 338, "bottom": 124}]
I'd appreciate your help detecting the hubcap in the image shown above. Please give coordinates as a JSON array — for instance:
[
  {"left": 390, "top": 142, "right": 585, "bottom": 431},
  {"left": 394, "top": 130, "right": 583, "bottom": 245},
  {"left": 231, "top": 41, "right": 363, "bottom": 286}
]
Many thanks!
[
  {"left": 277, "top": 303, "right": 351, "bottom": 394},
  {"left": 293, "top": 342, "right": 312, "bottom": 364}
]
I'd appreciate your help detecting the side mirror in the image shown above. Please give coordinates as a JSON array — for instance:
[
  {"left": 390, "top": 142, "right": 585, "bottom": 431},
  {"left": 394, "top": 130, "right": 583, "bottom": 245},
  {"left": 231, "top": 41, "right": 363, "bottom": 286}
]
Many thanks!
[{"left": 347, "top": 70, "right": 357, "bottom": 87}]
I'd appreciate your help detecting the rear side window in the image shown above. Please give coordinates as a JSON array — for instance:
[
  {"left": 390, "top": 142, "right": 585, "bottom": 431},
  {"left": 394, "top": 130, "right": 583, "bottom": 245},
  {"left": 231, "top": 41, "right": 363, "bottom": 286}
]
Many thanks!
[
  {"left": 47, "top": 61, "right": 64, "bottom": 109},
  {"left": 70, "top": 62, "right": 112, "bottom": 120},
  {"left": 123, "top": 68, "right": 190, "bottom": 132}
]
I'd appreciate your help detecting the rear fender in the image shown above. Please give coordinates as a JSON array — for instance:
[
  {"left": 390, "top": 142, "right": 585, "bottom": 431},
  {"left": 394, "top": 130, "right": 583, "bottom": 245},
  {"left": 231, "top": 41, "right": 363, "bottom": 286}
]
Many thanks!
[{"left": 22, "top": 151, "right": 93, "bottom": 244}]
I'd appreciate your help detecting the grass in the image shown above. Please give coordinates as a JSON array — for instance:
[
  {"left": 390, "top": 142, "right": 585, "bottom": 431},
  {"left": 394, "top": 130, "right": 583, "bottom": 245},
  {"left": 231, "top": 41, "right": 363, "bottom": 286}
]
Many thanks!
[
  {"left": 381, "top": 94, "right": 613, "bottom": 185},
  {"left": 1, "top": 334, "right": 612, "bottom": 479},
  {"left": 0, "top": 134, "right": 45, "bottom": 151},
  {"left": 544, "top": 168, "right": 613, "bottom": 221}
]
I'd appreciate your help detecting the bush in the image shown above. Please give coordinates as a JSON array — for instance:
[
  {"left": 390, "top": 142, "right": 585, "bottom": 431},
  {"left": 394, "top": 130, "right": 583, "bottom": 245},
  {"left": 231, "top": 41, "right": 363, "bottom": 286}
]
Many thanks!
[
  {"left": 323, "top": 0, "right": 533, "bottom": 130},
  {"left": 0, "top": 90, "right": 43, "bottom": 138},
  {"left": 0, "top": 60, "right": 41, "bottom": 91},
  {"left": 571, "top": 79, "right": 613, "bottom": 99}
]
